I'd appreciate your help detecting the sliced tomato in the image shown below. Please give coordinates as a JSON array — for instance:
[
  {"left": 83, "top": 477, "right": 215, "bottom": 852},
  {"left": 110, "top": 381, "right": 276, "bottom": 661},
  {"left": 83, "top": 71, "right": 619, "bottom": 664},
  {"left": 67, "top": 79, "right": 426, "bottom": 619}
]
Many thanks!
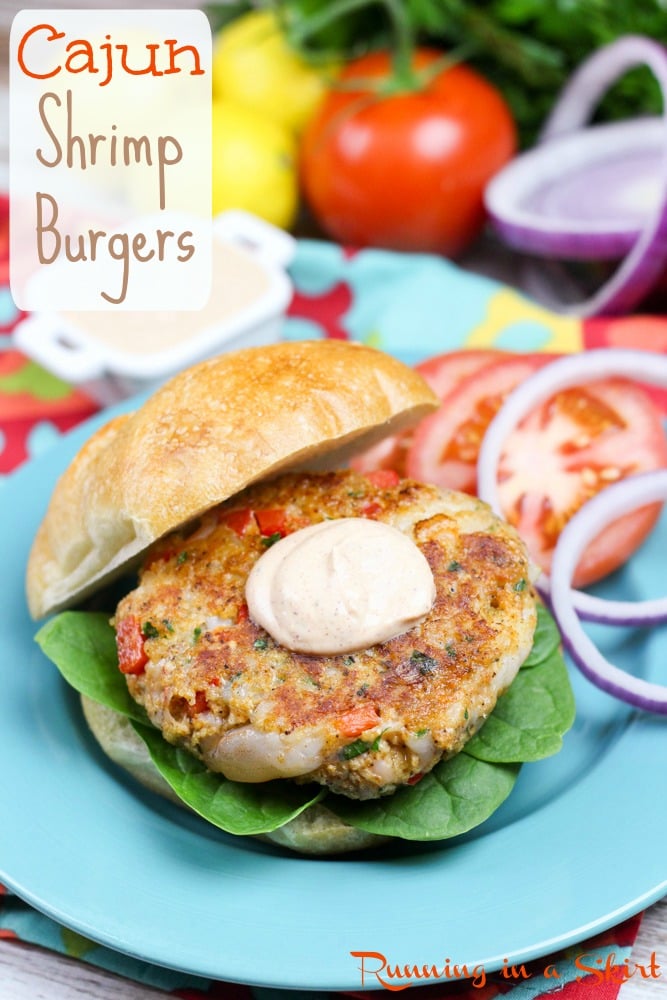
[
  {"left": 348, "top": 434, "right": 411, "bottom": 477},
  {"left": 350, "top": 349, "right": 507, "bottom": 476},
  {"left": 498, "top": 378, "right": 667, "bottom": 587},
  {"left": 116, "top": 616, "right": 148, "bottom": 675},
  {"left": 416, "top": 348, "right": 509, "bottom": 398},
  {"left": 582, "top": 316, "right": 667, "bottom": 414},
  {"left": 407, "top": 354, "right": 552, "bottom": 492}
]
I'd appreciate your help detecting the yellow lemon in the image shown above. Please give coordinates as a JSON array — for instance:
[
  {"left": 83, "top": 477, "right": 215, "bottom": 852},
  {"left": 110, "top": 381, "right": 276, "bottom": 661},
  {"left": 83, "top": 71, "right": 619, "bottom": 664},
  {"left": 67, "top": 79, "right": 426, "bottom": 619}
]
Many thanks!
[
  {"left": 212, "top": 9, "right": 333, "bottom": 135},
  {"left": 211, "top": 101, "right": 298, "bottom": 230}
]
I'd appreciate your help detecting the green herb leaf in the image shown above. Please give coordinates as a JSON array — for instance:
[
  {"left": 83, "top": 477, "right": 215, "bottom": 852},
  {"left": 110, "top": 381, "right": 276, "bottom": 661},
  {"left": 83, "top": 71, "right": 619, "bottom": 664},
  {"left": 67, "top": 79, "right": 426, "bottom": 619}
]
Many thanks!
[
  {"left": 410, "top": 649, "right": 438, "bottom": 674},
  {"left": 286, "top": 0, "right": 667, "bottom": 145},
  {"left": 261, "top": 532, "right": 282, "bottom": 548},
  {"left": 340, "top": 728, "right": 385, "bottom": 760},
  {"left": 340, "top": 738, "right": 371, "bottom": 760}
]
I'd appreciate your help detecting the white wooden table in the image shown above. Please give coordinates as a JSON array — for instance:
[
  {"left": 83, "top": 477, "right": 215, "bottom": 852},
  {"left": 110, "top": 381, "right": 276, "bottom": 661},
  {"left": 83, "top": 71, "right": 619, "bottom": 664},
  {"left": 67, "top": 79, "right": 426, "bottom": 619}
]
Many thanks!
[{"left": 0, "top": 895, "right": 665, "bottom": 998}]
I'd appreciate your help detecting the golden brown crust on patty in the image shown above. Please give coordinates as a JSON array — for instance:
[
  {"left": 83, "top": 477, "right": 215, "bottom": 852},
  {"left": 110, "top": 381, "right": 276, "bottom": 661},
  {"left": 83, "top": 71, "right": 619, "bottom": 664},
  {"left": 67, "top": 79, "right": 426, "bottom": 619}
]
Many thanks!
[
  {"left": 27, "top": 340, "right": 438, "bottom": 619},
  {"left": 117, "top": 470, "right": 537, "bottom": 799}
]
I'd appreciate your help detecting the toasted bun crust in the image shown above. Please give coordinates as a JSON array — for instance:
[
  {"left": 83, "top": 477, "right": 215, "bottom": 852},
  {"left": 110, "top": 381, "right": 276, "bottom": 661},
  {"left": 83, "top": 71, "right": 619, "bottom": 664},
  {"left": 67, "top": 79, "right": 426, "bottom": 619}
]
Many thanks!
[
  {"left": 80, "top": 696, "right": 388, "bottom": 855},
  {"left": 27, "top": 341, "right": 437, "bottom": 619}
]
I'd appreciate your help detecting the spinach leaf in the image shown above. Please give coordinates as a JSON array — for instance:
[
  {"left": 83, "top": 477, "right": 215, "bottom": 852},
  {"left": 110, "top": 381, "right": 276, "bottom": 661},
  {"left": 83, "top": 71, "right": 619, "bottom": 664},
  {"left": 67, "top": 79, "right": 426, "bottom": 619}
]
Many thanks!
[
  {"left": 35, "top": 602, "right": 574, "bottom": 842},
  {"left": 464, "top": 603, "right": 575, "bottom": 763},
  {"left": 521, "top": 602, "right": 562, "bottom": 667},
  {"left": 133, "top": 722, "right": 325, "bottom": 836},
  {"left": 464, "top": 653, "right": 576, "bottom": 763},
  {"left": 37, "top": 611, "right": 324, "bottom": 834},
  {"left": 36, "top": 611, "right": 149, "bottom": 724},
  {"left": 329, "top": 753, "right": 520, "bottom": 840}
]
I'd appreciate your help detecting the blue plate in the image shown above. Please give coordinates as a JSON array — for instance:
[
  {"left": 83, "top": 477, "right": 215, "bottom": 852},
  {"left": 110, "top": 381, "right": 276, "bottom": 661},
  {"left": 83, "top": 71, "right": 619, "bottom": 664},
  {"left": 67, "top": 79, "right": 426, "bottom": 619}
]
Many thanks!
[{"left": 0, "top": 407, "right": 666, "bottom": 991}]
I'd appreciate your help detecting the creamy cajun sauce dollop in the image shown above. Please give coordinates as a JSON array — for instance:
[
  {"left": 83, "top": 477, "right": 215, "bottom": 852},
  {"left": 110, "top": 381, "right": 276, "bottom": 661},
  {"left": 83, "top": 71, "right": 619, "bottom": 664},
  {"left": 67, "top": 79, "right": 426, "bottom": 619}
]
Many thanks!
[{"left": 245, "top": 517, "right": 436, "bottom": 655}]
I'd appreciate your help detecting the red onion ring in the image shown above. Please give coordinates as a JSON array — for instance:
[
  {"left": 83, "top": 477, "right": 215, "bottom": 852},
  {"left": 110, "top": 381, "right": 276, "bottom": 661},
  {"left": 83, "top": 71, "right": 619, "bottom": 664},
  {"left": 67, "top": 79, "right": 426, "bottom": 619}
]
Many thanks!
[
  {"left": 541, "top": 36, "right": 667, "bottom": 316},
  {"left": 476, "top": 348, "right": 667, "bottom": 625},
  {"left": 485, "top": 35, "right": 667, "bottom": 316},
  {"left": 549, "top": 470, "right": 667, "bottom": 713},
  {"left": 540, "top": 36, "right": 667, "bottom": 143}
]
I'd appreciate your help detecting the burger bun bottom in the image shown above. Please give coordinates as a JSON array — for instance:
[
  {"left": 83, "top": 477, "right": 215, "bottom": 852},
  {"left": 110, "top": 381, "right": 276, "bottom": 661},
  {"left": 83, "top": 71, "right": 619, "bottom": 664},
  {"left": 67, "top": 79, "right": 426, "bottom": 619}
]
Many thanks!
[{"left": 80, "top": 696, "right": 388, "bottom": 856}]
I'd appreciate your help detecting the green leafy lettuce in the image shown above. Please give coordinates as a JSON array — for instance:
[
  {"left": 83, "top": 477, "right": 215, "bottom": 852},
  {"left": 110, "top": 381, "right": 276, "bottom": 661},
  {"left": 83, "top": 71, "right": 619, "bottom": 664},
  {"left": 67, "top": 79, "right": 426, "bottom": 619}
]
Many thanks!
[{"left": 36, "top": 604, "right": 574, "bottom": 842}]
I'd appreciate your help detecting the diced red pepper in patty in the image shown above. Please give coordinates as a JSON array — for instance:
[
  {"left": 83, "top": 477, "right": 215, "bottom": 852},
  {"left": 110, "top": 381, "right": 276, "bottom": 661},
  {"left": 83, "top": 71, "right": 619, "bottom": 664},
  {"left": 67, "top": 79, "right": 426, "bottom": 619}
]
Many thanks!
[
  {"left": 220, "top": 507, "right": 255, "bottom": 536},
  {"left": 360, "top": 500, "right": 382, "bottom": 518},
  {"left": 192, "top": 690, "right": 209, "bottom": 714},
  {"left": 116, "top": 616, "right": 148, "bottom": 675},
  {"left": 364, "top": 469, "right": 400, "bottom": 489},
  {"left": 255, "top": 508, "right": 289, "bottom": 537},
  {"left": 336, "top": 703, "right": 381, "bottom": 738}
]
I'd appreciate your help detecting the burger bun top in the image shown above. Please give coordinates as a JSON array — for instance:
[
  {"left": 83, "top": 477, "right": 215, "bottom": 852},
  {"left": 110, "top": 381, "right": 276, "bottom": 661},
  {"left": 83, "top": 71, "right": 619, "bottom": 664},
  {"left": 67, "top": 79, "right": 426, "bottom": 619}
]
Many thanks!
[{"left": 27, "top": 339, "right": 438, "bottom": 619}]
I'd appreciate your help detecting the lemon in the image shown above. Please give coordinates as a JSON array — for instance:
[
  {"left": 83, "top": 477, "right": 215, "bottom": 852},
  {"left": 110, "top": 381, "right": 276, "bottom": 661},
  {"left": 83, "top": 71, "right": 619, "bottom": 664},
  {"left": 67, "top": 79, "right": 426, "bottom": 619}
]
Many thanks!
[
  {"left": 211, "top": 101, "right": 298, "bottom": 230},
  {"left": 212, "top": 9, "right": 333, "bottom": 135}
]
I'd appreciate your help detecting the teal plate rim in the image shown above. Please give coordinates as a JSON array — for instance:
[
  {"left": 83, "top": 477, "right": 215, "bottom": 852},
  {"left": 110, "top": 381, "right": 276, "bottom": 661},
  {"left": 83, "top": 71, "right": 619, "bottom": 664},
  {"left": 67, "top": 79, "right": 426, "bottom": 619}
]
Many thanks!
[{"left": 0, "top": 403, "right": 666, "bottom": 992}]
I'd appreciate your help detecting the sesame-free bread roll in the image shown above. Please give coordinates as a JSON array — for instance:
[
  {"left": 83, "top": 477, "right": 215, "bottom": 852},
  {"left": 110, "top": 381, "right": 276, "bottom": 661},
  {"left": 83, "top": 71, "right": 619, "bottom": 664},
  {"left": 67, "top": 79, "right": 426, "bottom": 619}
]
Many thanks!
[{"left": 27, "top": 340, "right": 438, "bottom": 619}]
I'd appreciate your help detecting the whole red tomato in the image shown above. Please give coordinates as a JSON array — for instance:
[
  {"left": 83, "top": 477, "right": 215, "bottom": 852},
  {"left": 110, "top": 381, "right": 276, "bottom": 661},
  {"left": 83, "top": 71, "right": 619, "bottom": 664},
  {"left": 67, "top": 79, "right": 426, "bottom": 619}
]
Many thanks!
[{"left": 300, "top": 49, "right": 517, "bottom": 256}]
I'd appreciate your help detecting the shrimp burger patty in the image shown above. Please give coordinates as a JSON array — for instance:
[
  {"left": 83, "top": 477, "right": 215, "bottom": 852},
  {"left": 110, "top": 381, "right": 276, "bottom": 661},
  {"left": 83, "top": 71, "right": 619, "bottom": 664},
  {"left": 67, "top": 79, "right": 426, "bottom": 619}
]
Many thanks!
[
  {"left": 27, "top": 340, "right": 563, "bottom": 854},
  {"left": 117, "top": 470, "right": 536, "bottom": 800}
]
